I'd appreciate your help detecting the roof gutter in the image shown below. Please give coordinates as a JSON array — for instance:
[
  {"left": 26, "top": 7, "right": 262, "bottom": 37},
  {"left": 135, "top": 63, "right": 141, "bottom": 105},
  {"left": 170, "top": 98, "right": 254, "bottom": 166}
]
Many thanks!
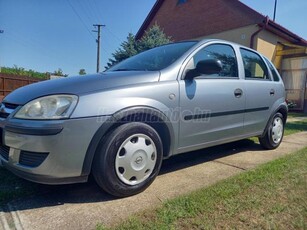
[{"left": 250, "top": 16, "right": 269, "bottom": 49}]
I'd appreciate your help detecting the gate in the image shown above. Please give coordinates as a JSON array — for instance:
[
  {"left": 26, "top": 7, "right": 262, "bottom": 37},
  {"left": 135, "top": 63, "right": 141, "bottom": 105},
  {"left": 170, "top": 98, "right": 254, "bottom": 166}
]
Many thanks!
[
  {"left": 281, "top": 57, "right": 307, "bottom": 111},
  {"left": 0, "top": 73, "right": 47, "bottom": 102}
]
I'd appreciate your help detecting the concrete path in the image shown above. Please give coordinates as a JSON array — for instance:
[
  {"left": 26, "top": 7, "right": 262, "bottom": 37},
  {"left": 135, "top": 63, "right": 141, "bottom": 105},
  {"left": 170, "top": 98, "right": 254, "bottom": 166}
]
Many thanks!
[{"left": 1, "top": 132, "right": 307, "bottom": 230}]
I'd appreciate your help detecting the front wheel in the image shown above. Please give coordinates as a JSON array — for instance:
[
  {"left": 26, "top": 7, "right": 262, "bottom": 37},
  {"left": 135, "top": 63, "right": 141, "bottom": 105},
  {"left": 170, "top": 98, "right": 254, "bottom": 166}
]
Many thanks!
[
  {"left": 259, "top": 112, "right": 284, "bottom": 150},
  {"left": 93, "top": 122, "right": 163, "bottom": 197}
]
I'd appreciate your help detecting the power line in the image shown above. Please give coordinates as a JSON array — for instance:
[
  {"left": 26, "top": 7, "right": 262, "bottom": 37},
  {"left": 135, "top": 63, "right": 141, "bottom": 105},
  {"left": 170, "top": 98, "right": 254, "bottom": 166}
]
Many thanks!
[
  {"left": 76, "top": 0, "right": 96, "bottom": 25},
  {"left": 2, "top": 33, "right": 61, "bottom": 70},
  {"left": 66, "top": 0, "right": 96, "bottom": 40},
  {"left": 87, "top": 0, "right": 102, "bottom": 23},
  {"left": 92, "top": 0, "right": 104, "bottom": 22},
  {"left": 5, "top": 30, "right": 61, "bottom": 60},
  {"left": 105, "top": 27, "right": 122, "bottom": 43},
  {"left": 67, "top": 1, "right": 119, "bottom": 65}
]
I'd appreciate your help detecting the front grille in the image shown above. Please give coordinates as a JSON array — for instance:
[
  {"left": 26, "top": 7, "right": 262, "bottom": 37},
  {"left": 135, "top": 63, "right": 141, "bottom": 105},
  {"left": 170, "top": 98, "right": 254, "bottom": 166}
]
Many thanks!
[
  {"left": 0, "top": 102, "right": 19, "bottom": 119},
  {"left": 19, "top": 151, "right": 49, "bottom": 167},
  {"left": 0, "top": 127, "right": 3, "bottom": 145},
  {"left": 3, "top": 103, "right": 19, "bottom": 110},
  {"left": 0, "top": 145, "right": 10, "bottom": 161},
  {"left": 0, "top": 112, "right": 9, "bottom": 119}
]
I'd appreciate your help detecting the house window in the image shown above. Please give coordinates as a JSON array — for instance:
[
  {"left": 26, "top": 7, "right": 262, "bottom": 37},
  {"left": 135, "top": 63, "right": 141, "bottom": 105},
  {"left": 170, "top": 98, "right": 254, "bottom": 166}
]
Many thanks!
[{"left": 177, "top": 0, "right": 188, "bottom": 5}]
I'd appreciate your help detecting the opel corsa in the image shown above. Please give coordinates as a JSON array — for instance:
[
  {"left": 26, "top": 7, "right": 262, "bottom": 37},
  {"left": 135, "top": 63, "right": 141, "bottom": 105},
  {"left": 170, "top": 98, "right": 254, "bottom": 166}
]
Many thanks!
[{"left": 0, "top": 39, "right": 287, "bottom": 197}]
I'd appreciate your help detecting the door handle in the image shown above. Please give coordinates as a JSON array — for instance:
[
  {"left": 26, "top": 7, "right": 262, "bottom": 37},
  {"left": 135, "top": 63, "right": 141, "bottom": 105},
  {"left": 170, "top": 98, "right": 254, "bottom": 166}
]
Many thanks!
[
  {"left": 270, "top": 89, "right": 275, "bottom": 96},
  {"left": 234, "top": 88, "right": 243, "bottom": 98}
]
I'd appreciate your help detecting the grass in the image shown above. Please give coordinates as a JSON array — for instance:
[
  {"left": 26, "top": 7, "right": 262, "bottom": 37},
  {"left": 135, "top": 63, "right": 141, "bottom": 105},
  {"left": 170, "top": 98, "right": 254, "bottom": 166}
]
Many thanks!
[
  {"left": 248, "top": 117, "right": 307, "bottom": 143},
  {"left": 284, "top": 120, "right": 307, "bottom": 136},
  {"left": 99, "top": 147, "right": 307, "bottom": 230},
  {"left": 0, "top": 168, "right": 40, "bottom": 206},
  {"left": 288, "top": 112, "right": 307, "bottom": 119}
]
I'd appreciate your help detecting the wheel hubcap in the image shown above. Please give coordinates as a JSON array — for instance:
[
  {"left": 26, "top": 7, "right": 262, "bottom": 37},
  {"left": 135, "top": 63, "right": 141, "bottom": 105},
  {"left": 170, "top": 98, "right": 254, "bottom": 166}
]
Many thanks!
[
  {"left": 115, "top": 134, "right": 157, "bottom": 185},
  {"left": 271, "top": 117, "right": 283, "bottom": 144}
]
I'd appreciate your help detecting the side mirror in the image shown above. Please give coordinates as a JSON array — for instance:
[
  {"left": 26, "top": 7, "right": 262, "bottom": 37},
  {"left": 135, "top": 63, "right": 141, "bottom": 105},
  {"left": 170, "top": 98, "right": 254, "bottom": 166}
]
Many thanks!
[{"left": 196, "top": 59, "right": 222, "bottom": 75}]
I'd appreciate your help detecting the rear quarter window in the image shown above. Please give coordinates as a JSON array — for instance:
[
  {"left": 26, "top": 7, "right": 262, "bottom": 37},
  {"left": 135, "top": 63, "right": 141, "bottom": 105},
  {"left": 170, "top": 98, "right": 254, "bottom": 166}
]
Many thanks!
[{"left": 264, "top": 58, "right": 280, "bottom": 82}]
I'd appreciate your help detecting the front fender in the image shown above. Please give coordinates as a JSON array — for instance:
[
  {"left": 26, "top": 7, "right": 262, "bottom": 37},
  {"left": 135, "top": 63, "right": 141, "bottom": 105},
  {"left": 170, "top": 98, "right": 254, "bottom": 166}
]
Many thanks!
[{"left": 81, "top": 106, "right": 177, "bottom": 176}]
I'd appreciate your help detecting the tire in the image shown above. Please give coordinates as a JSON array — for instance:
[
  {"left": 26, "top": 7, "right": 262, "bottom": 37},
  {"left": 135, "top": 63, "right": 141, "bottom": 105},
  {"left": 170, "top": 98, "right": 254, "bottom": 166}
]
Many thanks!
[
  {"left": 259, "top": 112, "right": 284, "bottom": 150},
  {"left": 93, "top": 122, "right": 163, "bottom": 197}
]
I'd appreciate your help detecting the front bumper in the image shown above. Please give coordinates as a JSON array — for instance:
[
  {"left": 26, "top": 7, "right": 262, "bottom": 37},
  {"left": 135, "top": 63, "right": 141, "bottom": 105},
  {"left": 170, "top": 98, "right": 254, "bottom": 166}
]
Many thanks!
[{"left": 0, "top": 116, "right": 110, "bottom": 184}]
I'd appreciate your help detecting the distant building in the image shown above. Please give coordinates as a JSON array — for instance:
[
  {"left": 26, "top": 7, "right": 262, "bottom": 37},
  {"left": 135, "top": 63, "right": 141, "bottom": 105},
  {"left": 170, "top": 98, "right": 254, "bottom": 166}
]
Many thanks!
[
  {"left": 49, "top": 74, "right": 64, "bottom": 80},
  {"left": 136, "top": 0, "right": 307, "bottom": 112}
]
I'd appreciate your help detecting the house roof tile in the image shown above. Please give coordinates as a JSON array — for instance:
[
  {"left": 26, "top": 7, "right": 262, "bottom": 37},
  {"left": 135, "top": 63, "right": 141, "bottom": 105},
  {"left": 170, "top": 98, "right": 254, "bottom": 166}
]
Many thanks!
[{"left": 136, "top": 0, "right": 307, "bottom": 46}]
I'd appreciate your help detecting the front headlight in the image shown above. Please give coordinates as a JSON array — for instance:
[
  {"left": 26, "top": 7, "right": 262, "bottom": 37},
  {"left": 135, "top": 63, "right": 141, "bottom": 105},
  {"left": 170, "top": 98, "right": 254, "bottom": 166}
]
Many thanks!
[{"left": 14, "top": 95, "right": 78, "bottom": 120}]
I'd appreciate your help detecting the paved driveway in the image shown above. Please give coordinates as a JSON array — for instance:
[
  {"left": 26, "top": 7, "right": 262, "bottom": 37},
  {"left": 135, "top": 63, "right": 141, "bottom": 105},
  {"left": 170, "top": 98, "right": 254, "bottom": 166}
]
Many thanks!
[{"left": 1, "top": 132, "right": 307, "bottom": 230}]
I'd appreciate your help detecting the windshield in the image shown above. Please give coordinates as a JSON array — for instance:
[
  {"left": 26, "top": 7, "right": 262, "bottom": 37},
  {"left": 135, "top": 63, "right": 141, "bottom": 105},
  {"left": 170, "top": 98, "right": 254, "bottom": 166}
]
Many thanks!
[{"left": 107, "top": 41, "right": 197, "bottom": 72}]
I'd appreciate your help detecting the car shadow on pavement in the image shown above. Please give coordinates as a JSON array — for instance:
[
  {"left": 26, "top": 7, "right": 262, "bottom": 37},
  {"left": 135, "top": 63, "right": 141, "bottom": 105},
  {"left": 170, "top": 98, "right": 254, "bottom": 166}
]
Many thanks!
[
  {"left": 2, "top": 139, "right": 262, "bottom": 212},
  {"left": 160, "top": 139, "right": 262, "bottom": 174}
]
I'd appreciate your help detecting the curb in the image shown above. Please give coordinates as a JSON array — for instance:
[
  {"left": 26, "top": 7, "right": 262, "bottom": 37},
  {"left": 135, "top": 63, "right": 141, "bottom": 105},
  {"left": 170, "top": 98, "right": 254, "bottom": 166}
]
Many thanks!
[
  {"left": 0, "top": 204, "right": 24, "bottom": 230},
  {"left": 0, "top": 208, "right": 10, "bottom": 230}
]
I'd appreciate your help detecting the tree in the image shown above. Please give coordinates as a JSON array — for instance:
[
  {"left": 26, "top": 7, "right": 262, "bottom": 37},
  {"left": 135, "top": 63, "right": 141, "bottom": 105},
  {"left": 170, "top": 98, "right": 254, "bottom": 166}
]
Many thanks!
[
  {"left": 106, "top": 24, "right": 172, "bottom": 69},
  {"left": 1, "top": 65, "right": 48, "bottom": 79},
  {"left": 106, "top": 33, "right": 138, "bottom": 69},
  {"left": 138, "top": 24, "right": 172, "bottom": 52},
  {"left": 79, "top": 69, "right": 86, "bottom": 75},
  {"left": 53, "top": 68, "right": 64, "bottom": 76}
]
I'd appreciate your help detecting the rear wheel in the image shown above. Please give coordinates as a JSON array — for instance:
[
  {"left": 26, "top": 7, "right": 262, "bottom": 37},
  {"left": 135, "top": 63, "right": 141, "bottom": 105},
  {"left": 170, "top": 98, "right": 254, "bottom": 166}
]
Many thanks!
[
  {"left": 93, "top": 122, "right": 163, "bottom": 197},
  {"left": 259, "top": 112, "right": 284, "bottom": 150}
]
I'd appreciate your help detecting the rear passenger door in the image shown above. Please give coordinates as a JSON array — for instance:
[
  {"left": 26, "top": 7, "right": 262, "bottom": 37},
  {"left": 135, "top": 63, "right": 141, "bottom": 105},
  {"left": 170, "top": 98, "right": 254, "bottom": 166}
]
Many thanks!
[{"left": 240, "top": 48, "right": 276, "bottom": 135}]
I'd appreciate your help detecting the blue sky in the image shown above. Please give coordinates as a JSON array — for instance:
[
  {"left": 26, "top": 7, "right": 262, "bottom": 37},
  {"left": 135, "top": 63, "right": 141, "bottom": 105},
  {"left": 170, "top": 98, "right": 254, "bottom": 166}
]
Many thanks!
[{"left": 0, "top": 0, "right": 306, "bottom": 76}]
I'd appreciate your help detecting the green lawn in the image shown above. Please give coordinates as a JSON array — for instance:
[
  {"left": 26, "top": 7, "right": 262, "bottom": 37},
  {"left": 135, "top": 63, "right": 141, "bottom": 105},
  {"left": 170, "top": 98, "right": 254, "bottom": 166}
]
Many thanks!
[
  {"left": 0, "top": 167, "right": 39, "bottom": 206},
  {"left": 288, "top": 112, "right": 307, "bottom": 119},
  {"left": 100, "top": 147, "right": 307, "bottom": 230},
  {"left": 285, "top": 120, "right": 307, "bottom": 136},
  {"left": 248, "top": 117, "right": 307, "bottom": 143}
]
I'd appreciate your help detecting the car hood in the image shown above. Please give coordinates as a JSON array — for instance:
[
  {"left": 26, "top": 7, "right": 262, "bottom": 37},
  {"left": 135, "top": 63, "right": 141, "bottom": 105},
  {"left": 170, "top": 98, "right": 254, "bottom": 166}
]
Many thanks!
[{"left": 3, "top": 71, "right": 160, "bottom": 105}]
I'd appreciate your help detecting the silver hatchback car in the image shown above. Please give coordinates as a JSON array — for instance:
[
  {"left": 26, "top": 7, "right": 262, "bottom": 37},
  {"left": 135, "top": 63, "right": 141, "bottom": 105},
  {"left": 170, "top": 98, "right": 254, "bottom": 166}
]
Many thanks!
[{"left": 0, "top": 39, "right": 287, "bottom": 197}]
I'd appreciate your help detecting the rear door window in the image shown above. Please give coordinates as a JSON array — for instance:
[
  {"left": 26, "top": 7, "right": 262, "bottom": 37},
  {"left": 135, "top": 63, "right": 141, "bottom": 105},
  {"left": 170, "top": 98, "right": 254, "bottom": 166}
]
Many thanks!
[{"left": 240, "top": 48, "right": 270, "bottom": 80}]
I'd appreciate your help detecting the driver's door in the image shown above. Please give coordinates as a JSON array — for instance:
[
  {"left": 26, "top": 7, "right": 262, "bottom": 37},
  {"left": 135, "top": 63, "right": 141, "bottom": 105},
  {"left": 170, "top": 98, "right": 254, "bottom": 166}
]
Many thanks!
[{"left": 178, "top": 43, "right": 245, "bottom": 152}]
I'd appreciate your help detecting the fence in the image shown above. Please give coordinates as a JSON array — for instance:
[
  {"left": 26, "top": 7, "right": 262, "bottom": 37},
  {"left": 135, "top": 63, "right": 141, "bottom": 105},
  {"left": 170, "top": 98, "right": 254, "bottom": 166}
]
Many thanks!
[{"left": 0, "top": 73, "right": 48, "bottom": 102}]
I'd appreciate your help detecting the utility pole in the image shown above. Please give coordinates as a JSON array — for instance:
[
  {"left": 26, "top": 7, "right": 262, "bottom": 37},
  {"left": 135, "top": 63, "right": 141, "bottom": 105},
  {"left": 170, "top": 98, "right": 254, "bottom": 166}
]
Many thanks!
[
  {"left": 93, "top": 24, "right": 105, "bottom": 73},
  {"left": 0, "top": 30, "right": 3, "bottom": 73},
  {"left": 273, "top": 0, "right": 277, "bottom": 21}
]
